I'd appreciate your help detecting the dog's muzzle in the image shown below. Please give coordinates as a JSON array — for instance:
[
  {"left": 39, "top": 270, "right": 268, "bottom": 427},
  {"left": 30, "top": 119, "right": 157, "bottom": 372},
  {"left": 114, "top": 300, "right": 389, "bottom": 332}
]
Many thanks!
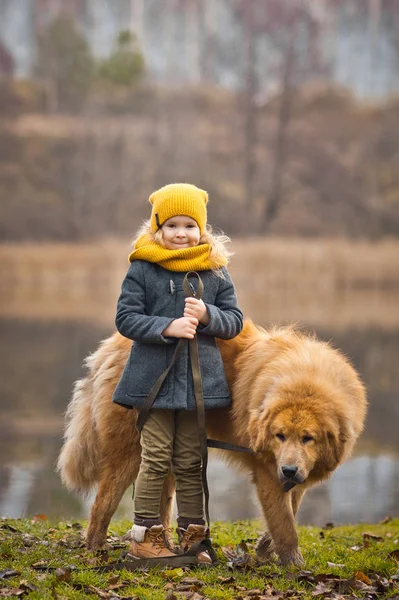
[{"left": 279, "top": 465, "right": 305, "bottom": 490}]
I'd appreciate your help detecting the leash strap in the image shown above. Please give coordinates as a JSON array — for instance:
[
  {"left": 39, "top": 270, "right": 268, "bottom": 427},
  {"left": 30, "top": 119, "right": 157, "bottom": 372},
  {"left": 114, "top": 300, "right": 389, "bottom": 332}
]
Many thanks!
[
  {"left": 183, "top": 273, "right": 211, "bottom": 527},
  {"left": 207, "top": 439, "right": 255, "bottom": 454},
  {"left": 136, "top": 337, "right": 185, "bottom": 433}
]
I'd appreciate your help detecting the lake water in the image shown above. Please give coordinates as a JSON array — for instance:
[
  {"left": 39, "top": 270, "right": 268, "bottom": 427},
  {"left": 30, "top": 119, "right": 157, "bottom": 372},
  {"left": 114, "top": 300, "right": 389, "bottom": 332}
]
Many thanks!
[{"left": 0, "top": 267, "right": 398, "bottom": 528}]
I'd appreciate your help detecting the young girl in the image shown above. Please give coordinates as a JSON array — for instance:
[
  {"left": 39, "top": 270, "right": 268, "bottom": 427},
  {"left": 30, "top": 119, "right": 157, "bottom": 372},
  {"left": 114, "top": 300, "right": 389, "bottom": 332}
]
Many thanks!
[{"left": 113, "top": 183, "right": 243, "bottom": 564}]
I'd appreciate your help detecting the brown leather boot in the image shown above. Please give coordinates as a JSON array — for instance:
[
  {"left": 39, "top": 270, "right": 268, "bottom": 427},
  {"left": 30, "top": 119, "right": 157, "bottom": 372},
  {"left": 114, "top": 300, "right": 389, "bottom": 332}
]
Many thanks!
[
  {"left": 176, "top": 524, "right": 213, "bottom": 564},
  {"left": 128, "top": 524, "right": 176, "bottom": 559}
]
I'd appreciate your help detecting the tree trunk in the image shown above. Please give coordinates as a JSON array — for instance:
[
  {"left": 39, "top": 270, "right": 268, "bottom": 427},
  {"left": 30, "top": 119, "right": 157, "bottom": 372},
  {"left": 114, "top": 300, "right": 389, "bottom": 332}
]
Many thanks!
[
  {"left": 243, "top": 0, "right": 257, "bottom": 228},
  {"left": 262, "top": 37, "right": 296, "bottom": 231}
]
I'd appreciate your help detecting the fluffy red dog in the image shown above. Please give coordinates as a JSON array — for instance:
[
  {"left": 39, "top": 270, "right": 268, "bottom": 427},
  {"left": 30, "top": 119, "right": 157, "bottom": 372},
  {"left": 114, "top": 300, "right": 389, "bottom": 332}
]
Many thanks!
[{"left": 57, "top": 321, "right": 367, "bottom": 566}]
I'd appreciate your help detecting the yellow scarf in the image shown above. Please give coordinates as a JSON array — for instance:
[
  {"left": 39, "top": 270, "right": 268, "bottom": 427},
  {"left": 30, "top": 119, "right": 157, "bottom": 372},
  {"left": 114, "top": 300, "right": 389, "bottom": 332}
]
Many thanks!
[{"left": 128, "top": 234, "right": 227, "bottom": 272}]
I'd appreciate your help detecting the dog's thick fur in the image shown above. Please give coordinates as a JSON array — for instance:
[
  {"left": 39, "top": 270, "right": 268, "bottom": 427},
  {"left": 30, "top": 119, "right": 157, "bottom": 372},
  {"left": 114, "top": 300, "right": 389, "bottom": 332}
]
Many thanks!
[{"left": 57, "top": 320, "right": 367, "bottom": 566}]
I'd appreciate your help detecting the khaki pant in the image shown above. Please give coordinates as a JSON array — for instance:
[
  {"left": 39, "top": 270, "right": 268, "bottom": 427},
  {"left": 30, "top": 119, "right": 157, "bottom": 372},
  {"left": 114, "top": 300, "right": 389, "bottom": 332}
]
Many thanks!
[{"left": 134, "top": 409, "right": 204, "bottom": 521}]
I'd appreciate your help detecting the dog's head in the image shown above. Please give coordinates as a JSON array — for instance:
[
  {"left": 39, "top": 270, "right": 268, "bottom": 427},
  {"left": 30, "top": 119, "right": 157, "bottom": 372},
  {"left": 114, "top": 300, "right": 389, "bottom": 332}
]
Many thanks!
[{"left": 248, "top": 383, "right": 353, "bottom": 486}]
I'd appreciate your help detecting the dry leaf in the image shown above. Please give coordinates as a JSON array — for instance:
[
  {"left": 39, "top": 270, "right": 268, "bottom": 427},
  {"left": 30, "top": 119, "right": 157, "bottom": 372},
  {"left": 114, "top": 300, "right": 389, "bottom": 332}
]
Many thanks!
[
  {"left": 0, "top": 525, "right": 20, "bottom": 534},
  {"left": 31, "top": 514, "right": 48, "bottom": 522},
  {"left": 373, "top": 574, "right": 390, "bottom": 593},
  {"left": 389, "top": 549, "right": 399, "bottom": 561},
  {"left": 19, "top": 580, "right": 38, "bottom": 592},
  {"left": 0, "top": 571, "right": 20, "bottom": 580},
  {"left": 54, "top": 567, "right": 72, "bottom": 582},
  {"left": 362, "top": 533, "right": 383, "bottom": 543},
  {"left": 311, "top": 582, "right": 332, "bottom": 596},
  {"left": 0, "top": 589, "right": 25, "bottom": 597},
  {"left": 354, "top": 571, "right": 372, "bottom": 585},
  {"left": 162, "top": 568, "right": 184, "bottom": 580},
  {"left": 217, "top": 575, "right": 235, "bottom": 584},
  {"left": 31, "top": 560, "right": 48, "bottom": 569}
]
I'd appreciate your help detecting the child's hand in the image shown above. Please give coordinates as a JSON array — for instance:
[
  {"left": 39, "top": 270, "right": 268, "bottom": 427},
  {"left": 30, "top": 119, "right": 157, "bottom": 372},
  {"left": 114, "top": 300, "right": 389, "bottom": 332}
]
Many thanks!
[
  {"left": 184, "top": 297, "right": 210, "bottom": 326},
  {"left": 163, "top": 317, "right": 198, "bottom": 339}
]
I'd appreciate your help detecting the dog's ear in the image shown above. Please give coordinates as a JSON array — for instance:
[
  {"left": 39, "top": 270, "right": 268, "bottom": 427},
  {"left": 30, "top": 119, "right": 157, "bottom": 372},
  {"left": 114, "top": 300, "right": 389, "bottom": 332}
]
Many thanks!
[
  {"left": 321, "top": 416, "right": 352, "bottom": 472},
  {"left": 248, "top": 407, "right": 273, "bottom": 452}
]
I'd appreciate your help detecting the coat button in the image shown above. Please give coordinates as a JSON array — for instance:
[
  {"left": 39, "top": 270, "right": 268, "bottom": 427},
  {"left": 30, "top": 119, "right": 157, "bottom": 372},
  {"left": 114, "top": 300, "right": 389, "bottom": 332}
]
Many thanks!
[{"left": 169, "top": 280, "right": 176, "bottom": 295}]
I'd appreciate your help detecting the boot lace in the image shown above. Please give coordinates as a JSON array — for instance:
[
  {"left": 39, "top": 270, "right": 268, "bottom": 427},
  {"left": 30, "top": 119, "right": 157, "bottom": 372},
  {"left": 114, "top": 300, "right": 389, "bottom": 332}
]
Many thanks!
[
  {"left": 149, "top": 527, "right": 172, "bottom": 549},
  {"left": 181, "top": 528, "right": 204, "bottom": 548}
]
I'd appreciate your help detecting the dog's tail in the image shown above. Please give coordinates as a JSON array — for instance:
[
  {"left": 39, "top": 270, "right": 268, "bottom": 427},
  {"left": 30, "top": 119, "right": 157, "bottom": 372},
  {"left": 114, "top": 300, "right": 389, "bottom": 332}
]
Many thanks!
[
  {"left": 57, "top": 332, "right": 131, "bottom": 495},
  {"left": 57, "top": 360, "right": 101, "bottom": 495}
]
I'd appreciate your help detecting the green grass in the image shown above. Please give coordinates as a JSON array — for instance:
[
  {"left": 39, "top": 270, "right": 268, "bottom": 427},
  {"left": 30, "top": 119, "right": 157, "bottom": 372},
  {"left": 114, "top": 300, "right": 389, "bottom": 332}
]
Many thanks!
[{"left": 0, "top": 517, "right": 398, "bottom": 599}]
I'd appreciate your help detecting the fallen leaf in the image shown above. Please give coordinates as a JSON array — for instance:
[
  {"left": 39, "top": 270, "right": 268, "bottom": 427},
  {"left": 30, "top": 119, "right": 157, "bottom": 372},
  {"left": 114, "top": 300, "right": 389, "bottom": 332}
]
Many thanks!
[
  {"left": 0, "top": 572, "right": 20, "bottom": 580},
  {"left": 180, "top": 578, "right": 204, "bottom": 587},
  {"left": 389, "top": 549, "right": 399, "bottom": 561},
  {"left": 339, "top": 576, "right": 375, "bottom": 594},
  {"left": 86, "top": 585, "right": 113, "bottom": 599},
  {"left": 372, "top": 574, "right": 390, "bottom": 593},
  {"left": 31, "top": 514, "right": 48, "bottom": 522},
  {"left": 96, "top": 550, "right": 109, "bottom": 563},
  {"left": 165, "top": 591, "right": 178, "bottom": 600},
  {"left": 19, "top": 580, "right": 38, "bottom": 592},
  {"left": 221, "top": 544, "right": 259, "bottom": 570},
  {"left": 0, "top": 588, "right": 25, "bottom": 597},
  {"left": 292, "top": 571, "right": 315, "bottom": 584},
  {"left": 0, "top": 525, "right": 20, "bottom": 533},
  {"left": 311, "top": 582, "right": 332, "bottom": 597},
  {"left": 164, "top": 583, "right": 174, "bottom": 590},
  {"left": 354, "top": 571, "right": 372, "bottom": 585},
  {"left": 31, "top": 560, "right": 49, "bottom": 569},
  {"left": 21, "top": 534, "right": 36, "bottom": 547},
  {"left": 54, "top": 567, "right": 72, "bottom": 582},
  {"left": 362, "top": 532, "right": 383, "bottom": 542},
  {"left": 162, "top": 568, "right": 184, "bottom": 580},
  {"left": 217, "top": 575, "right": 235, "bottom": 584},
  {"left": 314, "top": 574, "right": 341, "bottom": 584},
  {"left": 326, "top": 562, "right": 345, "bottom": 569}
]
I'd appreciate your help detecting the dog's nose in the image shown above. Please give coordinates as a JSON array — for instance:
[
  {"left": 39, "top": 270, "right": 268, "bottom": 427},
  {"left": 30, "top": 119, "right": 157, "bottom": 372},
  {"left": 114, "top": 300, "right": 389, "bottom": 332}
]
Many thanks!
[{"left": 282, "top": 465, "right": 298, "bottom": 479}]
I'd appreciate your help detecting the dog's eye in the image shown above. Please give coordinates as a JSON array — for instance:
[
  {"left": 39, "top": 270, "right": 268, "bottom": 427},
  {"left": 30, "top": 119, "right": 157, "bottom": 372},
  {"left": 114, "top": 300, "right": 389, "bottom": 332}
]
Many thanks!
[
  {"left": 302, "top": 435, "right": 314, "bottom": 444},
  {"left": 276, "top": 433, "right": 285, "bottom": 442}
]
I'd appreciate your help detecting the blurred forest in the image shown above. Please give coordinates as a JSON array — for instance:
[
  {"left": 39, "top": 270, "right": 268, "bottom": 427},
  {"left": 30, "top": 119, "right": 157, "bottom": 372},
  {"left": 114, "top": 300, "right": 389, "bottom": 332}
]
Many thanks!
[{"left": 0, "top": 0, "right": 399, "bottom": 240}]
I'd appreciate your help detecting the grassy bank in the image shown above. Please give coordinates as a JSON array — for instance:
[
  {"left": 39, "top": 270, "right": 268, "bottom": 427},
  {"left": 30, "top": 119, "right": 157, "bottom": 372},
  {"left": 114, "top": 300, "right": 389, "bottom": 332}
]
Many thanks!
[{"left": 1, "top": 517, "right": 398, "bottom": 599}]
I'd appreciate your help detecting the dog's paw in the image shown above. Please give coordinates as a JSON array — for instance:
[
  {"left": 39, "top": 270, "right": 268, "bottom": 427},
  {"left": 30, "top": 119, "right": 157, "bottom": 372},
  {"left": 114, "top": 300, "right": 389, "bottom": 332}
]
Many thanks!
[
  {"left": 256, "top": 532, "right": 276, "bottom": 560},
  {"left": 85, "top": 530, "right": 108, "bottom": 550},
  {"left": 277, "top": 547, "right": 304, "bottom": 567}
]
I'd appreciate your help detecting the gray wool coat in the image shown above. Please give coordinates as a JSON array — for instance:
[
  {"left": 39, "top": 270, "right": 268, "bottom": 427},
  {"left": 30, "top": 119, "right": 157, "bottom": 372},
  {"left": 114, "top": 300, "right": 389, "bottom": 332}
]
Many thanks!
[{"left": 112, "top": 260, "right": 243, "bottom": 410}]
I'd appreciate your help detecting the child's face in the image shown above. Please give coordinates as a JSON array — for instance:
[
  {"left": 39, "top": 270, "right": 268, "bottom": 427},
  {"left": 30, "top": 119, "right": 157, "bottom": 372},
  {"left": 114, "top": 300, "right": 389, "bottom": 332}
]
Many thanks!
[{"left": 161, "top": 215, "right": 201, "bottom": 250}]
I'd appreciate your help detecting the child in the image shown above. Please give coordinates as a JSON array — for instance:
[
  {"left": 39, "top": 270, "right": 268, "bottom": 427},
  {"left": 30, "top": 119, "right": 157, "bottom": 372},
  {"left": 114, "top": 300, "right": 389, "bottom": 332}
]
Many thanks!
[{"left": 113, "top": 183, "right": 243, "bottom": 564}]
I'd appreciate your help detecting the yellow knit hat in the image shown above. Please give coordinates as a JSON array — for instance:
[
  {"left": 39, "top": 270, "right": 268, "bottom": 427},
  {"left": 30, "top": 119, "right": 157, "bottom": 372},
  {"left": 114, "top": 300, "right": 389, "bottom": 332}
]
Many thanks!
[{"left": 149, "top": 183, "right": 208, "bottom": 234}]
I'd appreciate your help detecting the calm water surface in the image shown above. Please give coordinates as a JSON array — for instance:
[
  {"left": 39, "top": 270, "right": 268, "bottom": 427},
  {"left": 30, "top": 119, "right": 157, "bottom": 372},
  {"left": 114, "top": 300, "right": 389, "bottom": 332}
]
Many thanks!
[{"left": 0, "top": 285, "right": 398, "bottom": 526}]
